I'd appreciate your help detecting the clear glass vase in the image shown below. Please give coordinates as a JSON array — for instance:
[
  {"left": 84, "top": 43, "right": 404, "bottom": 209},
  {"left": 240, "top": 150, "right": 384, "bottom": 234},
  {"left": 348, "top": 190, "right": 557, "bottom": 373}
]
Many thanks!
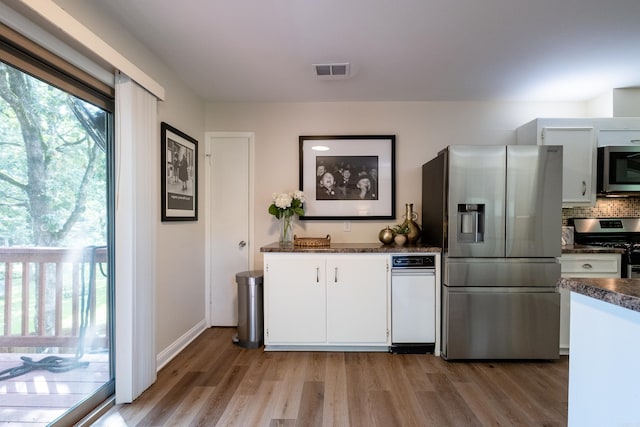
[{"left": 279, "top": 215, "right": 294, "bottom": 247}]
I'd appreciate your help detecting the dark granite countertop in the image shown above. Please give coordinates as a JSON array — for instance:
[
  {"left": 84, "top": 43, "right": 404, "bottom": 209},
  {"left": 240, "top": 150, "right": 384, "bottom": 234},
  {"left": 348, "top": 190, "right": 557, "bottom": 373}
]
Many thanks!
[
  {"left": 558, "top": 277, "right": 640, "bottom": 312},
  {"left": 260, "top": 242, "right": 442, "bottom": 253},
  {"left": 561, "top": 244, "right": 626, "bottom": 254}
]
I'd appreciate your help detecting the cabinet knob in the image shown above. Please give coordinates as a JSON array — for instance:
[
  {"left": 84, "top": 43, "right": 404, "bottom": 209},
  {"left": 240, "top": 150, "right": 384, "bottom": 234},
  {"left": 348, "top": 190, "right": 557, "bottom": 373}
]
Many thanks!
[
  {"left": 581, "top": 181, "right": 586, "bottom": 196},
  {"left": 316, "top": 267, "right": 320, "bottom": 283},
  {"left": 582, "top": 263, "right": 593, "bottom": 269},
  {"left": 238, "top": 240, "right": 246, "bottom": 248},
  {"left": 334, "top": 267, "right": 338, "bottom": 283}
]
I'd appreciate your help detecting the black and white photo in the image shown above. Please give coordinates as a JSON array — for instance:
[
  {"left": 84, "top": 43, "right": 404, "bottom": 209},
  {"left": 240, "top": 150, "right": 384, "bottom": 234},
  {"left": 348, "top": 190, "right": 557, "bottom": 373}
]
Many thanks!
[
  {"left": 161, "top": 122, "right": 198, "bottom": 221},
  {"left": 315, "top": 155, "right": 379, "bottom": 201},
  {"left": 299, "top": 135, "right": 395, "bottom": 220}
]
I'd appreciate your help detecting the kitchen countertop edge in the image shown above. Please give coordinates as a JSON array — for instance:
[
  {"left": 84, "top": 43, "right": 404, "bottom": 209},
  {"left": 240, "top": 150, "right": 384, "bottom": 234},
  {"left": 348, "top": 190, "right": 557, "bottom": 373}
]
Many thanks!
[
  {"left": 558, "top": 277, "right": 640, "bottom": 313},
  {"left": 260, "top": 242, "right": 442, "bottom": 253},
  {"left": 561, "top": 244, "right": 626, "bottom": 254}
]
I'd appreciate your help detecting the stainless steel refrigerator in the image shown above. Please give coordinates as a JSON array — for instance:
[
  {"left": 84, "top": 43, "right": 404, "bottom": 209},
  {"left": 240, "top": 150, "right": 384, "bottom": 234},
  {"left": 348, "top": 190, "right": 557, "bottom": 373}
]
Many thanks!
[{"left": 422, "top": 145, "right": 562, "bottom": 360}]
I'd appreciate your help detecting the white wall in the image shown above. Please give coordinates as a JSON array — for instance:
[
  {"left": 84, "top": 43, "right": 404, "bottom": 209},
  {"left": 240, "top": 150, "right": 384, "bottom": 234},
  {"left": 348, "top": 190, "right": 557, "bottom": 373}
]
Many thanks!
[
  {"left": 586, "top": 90, "right": 614, "bottom": 117},
  {"left": 206, "top": 100, "right": 587, "bottom": 268},
  {"left": 52, "top": 0, "right": 207, "bottom": 356},
  {"left": 613, "top": 88, "right": 640, "bottom": 117}
]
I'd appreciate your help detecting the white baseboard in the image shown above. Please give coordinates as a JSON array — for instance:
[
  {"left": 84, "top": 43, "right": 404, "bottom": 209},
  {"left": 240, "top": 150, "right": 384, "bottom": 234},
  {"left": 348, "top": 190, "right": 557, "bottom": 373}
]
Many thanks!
[
  {"left": 156, "top": 319, "right": 208, "bottom": 371},
  {"left": 265, "top": 345, "right": 389, "bottom": 352}
]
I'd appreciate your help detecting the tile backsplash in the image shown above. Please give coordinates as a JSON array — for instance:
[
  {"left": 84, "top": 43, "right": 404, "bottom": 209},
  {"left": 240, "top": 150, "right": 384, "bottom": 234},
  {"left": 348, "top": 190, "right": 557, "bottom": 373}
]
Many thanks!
[{"left": 562, "top": 197, "right": 640, "bottom": 225}]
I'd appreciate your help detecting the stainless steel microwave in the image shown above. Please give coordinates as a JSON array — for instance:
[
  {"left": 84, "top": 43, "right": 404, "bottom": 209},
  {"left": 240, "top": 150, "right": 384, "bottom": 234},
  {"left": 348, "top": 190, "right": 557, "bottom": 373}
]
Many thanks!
[{"left": 597, "top": 146, "right": 640, "bottom": 194}]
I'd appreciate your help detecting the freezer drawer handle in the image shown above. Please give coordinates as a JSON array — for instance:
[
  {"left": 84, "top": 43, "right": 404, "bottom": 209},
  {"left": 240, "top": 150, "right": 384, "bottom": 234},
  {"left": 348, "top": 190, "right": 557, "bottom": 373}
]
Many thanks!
[{"left": 582, "top": 263, "right": 593, "bottom": 269}]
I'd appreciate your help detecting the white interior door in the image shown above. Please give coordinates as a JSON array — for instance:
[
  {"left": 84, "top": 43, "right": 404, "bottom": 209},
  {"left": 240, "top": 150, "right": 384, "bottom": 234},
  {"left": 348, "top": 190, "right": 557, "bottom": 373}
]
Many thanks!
[{"left": 207, "top": 132, "right": 253, "bottom": 326}]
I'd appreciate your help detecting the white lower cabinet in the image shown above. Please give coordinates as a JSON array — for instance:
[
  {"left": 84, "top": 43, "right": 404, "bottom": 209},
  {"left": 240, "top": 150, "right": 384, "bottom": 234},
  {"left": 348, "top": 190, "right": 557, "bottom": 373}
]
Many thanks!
[
  {"left": 558, "top": 253, "right": 621, "bottom": 354},
  {"left": 265, "top": 255, "right": 326, "bottom": 344},
  {"left": 264, "top": 253, "right": 389, "bottom": 349}
]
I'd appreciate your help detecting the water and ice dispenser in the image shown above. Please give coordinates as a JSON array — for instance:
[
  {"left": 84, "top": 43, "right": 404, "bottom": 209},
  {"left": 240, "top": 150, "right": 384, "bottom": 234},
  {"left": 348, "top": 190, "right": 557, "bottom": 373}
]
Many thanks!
[{"left": 458, "top": 204, "right": 484, "bottom": 243}]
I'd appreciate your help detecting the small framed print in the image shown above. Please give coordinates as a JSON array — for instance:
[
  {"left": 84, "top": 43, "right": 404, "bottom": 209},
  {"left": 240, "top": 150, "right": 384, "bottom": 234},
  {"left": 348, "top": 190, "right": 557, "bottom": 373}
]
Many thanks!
[
  {"left": 161, "top": 122, "right": 198, "bottom": 221},
  {"left": 299, "top": 135, "right": 396, "bottom": 220}
]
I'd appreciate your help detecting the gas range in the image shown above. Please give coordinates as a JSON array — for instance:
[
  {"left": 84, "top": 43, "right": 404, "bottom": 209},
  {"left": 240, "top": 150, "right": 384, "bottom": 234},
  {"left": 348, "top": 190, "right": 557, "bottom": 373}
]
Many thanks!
[{"left": 571, "top": 218, "right": 640, "bottom": 278}]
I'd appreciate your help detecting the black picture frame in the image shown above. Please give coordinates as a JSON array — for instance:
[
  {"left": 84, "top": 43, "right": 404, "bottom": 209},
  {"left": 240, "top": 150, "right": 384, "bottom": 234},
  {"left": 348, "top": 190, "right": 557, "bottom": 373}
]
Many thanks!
[
  {"left": 299, "top": 135, "right": 395, "bottom": 220},
  {"left": 161, "top": 122, "right": 198, "bottom": 221}
]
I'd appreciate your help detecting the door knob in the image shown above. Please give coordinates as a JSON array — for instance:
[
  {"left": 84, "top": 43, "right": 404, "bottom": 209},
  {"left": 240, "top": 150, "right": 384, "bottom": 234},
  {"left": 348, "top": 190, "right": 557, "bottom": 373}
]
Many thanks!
[{"left": 238, "top": 240, "right": 246, "bottom": 248}]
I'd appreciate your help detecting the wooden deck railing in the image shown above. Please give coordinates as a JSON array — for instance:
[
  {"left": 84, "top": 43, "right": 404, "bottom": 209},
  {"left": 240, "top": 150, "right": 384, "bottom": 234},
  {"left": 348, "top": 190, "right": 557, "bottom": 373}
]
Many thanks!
[{"left": 0, "top": 246, "right": 108, "bottom": 350}]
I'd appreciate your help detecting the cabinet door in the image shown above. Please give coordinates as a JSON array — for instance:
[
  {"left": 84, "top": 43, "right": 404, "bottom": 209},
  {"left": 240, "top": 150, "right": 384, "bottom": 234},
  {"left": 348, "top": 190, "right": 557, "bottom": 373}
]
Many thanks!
[
  {"left": 558, "top": 253, "right": 621, "bottom": 354},
  {"left": 326, "top": 255, "right": 388, "bottom": 344},
  {"left": 542, "top": 127, "right": 596, "bottom": 206},
  {"left": 265, "top": 255, "right": 326, "bottom": 343}
]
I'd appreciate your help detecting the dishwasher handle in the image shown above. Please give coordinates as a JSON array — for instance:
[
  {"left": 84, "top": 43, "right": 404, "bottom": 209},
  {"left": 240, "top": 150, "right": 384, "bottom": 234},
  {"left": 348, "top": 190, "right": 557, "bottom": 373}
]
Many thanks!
[{"left": 391, "top": 268, "right": 436, "bottom": 277}]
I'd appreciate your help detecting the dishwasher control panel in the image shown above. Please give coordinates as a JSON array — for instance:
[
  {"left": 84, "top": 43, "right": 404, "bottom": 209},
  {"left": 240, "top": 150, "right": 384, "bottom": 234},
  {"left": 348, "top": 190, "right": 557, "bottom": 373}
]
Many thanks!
[{"left": 391, "top": 255, "right": 436, "bottom": 269}]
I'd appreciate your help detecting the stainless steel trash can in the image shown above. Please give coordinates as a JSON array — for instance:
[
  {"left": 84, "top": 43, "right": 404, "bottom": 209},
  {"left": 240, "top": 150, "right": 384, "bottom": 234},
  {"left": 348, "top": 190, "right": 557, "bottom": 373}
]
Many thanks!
[{"left": 232, "top": 270, "right": 264, "bottom": 349}]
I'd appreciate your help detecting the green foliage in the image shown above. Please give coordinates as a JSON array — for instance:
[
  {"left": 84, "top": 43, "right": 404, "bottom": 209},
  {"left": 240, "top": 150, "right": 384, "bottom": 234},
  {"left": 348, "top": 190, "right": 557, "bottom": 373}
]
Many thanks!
[
  {"left": 393, "top": 223, "right": 410, "bottom": 235},
  {"left": 268, "top": 203, "right": 282, "bottom": 219},
  {"left": 0, "top": 62, "right": 108, "bottom": 247}
]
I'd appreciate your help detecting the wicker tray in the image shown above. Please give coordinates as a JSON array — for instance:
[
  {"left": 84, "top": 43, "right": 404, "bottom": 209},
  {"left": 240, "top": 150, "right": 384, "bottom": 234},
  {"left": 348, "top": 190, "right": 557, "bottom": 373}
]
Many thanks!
[{"left": 293, "top": 234, "right": 331, "bottom": 247}]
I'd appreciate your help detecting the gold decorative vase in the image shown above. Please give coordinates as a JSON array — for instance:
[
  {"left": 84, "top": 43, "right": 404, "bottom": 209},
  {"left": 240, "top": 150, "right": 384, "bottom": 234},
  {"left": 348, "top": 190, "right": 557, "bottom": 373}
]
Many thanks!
[
  {"left": 401, "top": 203, "right": 421, "bottom": 244},
  {"left": 378, "top": 226, "right": 394, "bottom": 245}
]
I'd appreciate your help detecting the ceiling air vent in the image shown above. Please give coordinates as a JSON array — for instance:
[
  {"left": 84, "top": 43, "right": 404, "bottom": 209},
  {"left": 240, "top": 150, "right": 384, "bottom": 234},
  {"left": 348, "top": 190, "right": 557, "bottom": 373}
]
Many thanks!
[{"left": 313, "top": 63, "right": 350, "bottom": 79}]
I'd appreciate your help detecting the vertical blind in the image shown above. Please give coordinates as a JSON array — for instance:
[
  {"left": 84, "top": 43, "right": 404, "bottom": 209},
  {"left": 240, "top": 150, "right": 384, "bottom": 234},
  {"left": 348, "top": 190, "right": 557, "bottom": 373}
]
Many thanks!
[{"left": 114, "top": 72, "right": 158, "bottom": 403}]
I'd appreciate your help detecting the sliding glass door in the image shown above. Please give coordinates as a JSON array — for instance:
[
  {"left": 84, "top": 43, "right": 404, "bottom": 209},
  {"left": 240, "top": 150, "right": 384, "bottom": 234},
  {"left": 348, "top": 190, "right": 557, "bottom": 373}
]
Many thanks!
[{"left": 0, "top": 57, "right": 114, "bottom": 425}]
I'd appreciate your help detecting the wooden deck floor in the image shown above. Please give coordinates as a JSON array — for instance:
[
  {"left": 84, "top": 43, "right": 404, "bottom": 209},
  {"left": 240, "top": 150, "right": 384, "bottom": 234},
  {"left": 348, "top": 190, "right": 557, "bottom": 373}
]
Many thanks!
[{"left": 0, "top": 352, "right": 110, "bottom": 426}]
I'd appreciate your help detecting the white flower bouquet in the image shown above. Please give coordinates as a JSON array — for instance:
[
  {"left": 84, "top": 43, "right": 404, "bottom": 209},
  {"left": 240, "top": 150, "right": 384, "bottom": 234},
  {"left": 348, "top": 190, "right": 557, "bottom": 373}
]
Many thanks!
[
  {"left": 268, "top": 190, "right": 305, "bottom": 219},
  {"left": 268, "top": 190, "right": 305, "bottom": 244}
]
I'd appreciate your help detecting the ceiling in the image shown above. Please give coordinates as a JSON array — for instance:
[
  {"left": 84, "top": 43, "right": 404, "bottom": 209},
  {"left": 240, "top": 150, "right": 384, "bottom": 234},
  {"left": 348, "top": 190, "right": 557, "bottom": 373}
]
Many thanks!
[{"left": 86, "top": 0, "right": 640, "bottom": 103}]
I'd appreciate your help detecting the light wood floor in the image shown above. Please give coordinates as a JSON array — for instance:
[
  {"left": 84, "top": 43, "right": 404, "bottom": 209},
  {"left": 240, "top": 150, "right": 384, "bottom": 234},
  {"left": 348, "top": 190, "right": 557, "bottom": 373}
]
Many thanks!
[{"left": 95, "top": 327, "right": 568, "bottom": 426}]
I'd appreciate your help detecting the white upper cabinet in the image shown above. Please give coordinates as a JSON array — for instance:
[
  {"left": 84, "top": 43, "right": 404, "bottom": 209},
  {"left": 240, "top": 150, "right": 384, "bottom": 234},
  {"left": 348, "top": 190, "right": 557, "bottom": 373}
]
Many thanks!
[
  {"left": 594, "top": 117, "right": 640, "bottom": 147},
  {"left": 517, "top": 119, "right": 597, "bottom": 207}
]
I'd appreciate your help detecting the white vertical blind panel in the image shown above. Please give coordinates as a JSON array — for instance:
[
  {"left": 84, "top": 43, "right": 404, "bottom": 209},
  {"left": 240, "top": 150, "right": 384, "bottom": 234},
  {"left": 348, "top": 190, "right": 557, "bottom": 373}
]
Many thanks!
[{"left": 115, "top": 72, "right": 158, "bottom": 403}]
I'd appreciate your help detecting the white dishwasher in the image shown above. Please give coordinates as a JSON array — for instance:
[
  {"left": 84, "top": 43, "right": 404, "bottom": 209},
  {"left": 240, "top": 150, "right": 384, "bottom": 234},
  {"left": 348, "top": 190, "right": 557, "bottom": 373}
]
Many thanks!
[{"left": 390, "top": 255, "right": 436, "bottom": 354}]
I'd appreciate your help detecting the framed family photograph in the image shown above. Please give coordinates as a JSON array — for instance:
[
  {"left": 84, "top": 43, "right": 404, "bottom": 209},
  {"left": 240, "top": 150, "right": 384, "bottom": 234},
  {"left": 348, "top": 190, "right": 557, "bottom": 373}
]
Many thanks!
[
  {"left": 299, "top": 135, "right": 396, "bottom": 220},
  {"left": 161, "top": 122, "right": 198, "bottom": 221}
]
